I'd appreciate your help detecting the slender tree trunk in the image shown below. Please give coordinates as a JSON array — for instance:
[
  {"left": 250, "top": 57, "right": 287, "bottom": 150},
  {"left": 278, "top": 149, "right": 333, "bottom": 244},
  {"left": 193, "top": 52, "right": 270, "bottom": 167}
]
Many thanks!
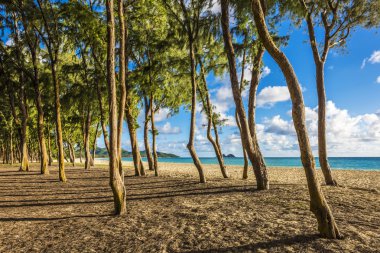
[
  {"left": 235, "top": 111, "right": 249, "bottom": 179},
  {"left": 302, "top": 7, "right": 337, "bottom": 186},
  {"left": 92, "top": 122, "right": 99, "bottom": 165},
  {"left": 51, "top": 58, "right": 66, "bottom": 182},
  {"left": 221, "top": 0, "right": 268, "bottom": 189},
  {"left": 19, "top": 75, "right": 29, "bottom": 172},
  {"left": 47, "top": 122, "right": 53, "bottom": 166},
  {"left": 316, "top": 62, "right": 336, "bottom": 185},
  {"left": 96, "top": 80, "right": 110, "bottom": 154},
  {"left": 10, "top": 128, "right": 14, "bottom": 165},
  {"left": 251, "top": 0, "right": 341, "bottom": 238},
  {"left": 84, "top": 107, "right": 92, "bottom": 170},
  {"left": 107, "top": 0, "right": 127, "bottom": 215},
  {"left": 150, "top": 95, "right": 159, "bottom": 176},
  {"left": 125, "top": 110, "right": 145, "bottom": 176},
  {"left": 68, "top": 142, "right": 75, "bottom": 167},
  {"left": 117, "top": 0, "right": 127, "bottom": 175},
  {"left": 186, "top": 39, "right": 206, "bottom": 183},
  {"left": 144, "top": 97, "right": 154, "bottom": 171},
  {"left": 79, "top": 143, "right": 83, "bottom": 163},
  {"left": 198, "top": 60, "right": 228, "bottom": 178}
]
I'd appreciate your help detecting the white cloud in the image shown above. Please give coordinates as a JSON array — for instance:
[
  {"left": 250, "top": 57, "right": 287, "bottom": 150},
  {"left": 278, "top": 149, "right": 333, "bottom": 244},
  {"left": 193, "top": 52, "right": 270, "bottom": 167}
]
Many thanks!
[
  {"left": 257, "top": 101, "right": 380, "bottom": 156},
  {"left": 256, "top": 86, "right": 290, "bottom": 107},
  {"left": 376, "top": 76, "right": 380, "bottom": 84},
  {"left": 5, "top": 38, "right": 14, "bottom": 46},
  {"left": 155, "top": 108, "right": 171, "bottom": 122},
  {"left": 368, "top": 50, "right": 380, "bottom": 64},
  {"left": 361, "top": 50, "right": 380, "bottom": 69},
  {"left": 261, "top": 66, "right": 271, "bottom": 78},
  {"left": 157, "top": 122, "right": 181, "bottom": 134}
]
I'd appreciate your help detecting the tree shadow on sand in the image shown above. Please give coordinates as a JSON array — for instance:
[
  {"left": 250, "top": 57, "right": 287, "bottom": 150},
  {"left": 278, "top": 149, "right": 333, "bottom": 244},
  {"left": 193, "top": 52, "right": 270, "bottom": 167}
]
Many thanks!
[{"left": 183, "top": 234, "right": 320, "bottom": 252}]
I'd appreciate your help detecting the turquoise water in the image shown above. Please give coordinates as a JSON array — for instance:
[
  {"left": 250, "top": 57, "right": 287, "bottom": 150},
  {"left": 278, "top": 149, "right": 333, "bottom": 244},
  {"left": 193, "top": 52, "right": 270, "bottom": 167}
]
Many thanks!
[{"left": 114, "top": 157, "right": 380, "bottom": 170}]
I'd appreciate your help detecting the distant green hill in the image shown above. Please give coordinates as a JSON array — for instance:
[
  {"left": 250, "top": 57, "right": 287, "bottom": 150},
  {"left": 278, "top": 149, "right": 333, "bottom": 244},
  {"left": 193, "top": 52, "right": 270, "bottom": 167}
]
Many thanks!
[{"left": 94, "top": 147, "right": 179, "bottom": 158}]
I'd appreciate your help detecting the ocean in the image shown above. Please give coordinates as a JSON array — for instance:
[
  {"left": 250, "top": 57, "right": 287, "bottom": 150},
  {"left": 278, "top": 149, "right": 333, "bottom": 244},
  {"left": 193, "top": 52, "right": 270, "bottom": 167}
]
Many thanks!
[{"left": 113, "top": 157, "right": 380, "bottom": 171}]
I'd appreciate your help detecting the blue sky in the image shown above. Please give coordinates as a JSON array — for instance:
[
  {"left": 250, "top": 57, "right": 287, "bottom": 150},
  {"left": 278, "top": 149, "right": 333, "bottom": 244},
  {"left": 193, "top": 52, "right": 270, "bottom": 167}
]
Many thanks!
[{"left": 99, "top": 23, "right": 380, "bottom": 157}]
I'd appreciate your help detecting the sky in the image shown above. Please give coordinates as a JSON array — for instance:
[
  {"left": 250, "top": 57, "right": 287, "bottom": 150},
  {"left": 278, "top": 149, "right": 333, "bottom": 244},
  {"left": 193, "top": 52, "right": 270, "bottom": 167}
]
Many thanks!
[{"left": 97, "top": 21, "right": 380, "bottom": 158}]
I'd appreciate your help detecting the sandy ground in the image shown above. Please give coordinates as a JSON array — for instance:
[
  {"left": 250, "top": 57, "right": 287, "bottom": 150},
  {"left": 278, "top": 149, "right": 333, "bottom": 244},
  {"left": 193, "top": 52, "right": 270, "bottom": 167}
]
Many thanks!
[{"left": 0, "top": 162, "right": 379, "bottom": 253}]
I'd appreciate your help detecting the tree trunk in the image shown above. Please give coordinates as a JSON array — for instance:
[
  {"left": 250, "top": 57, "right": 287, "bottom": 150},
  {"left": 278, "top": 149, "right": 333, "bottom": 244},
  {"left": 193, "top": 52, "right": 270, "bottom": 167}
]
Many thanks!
[
  {"left": 68, "top": 142, "right": 75, "bottom": 167},
  {"left": 144, "top": 96, "right": 154, "bottom": 171},
  {"left": 96, "top": 80, "right": 110, "bottom": 154},
  {"left": 106, "top": 0, "right": 127, "bottom": 215},
  {"left": 19, "top": 74, "right": 29, "bottom": 172},
  {"left": 10, "top": 128, "right": 14, "bottom": 165},
  {"left": 302, "top": 4, "right": 337, "bottom": 186},
  {"left": 51, "top": 58, "right": 66, "bottom": 182},
  {"left": 92, "top": 122, "right": 99, "bottom": 165},
  {"left": 47, "top": 122, "right": 53, "bottom": 166},
  {"left": 221, "top": 0, "right": 268, "bottom": 189},
  {"left": 198, "top": 59, "right": 228, "bottom": 178},
  {"left": 126, "top": 110, "right": 145, "bottom": 176},
  {"left": 316, "top": 62, "right": 336, "bottom": 185},
  {"left": 117, "top": 0, "right": 127, "bottom": 175},
  {"left": 79, "top": 143, "right": 83, "bottom": 163},
  {"left": 235, "top": 111, "right": 249, "bottom": 179},
  {"left": 186, "top": 39, "right": 206, "bottom": 183},
  {"left": 251, "top": 0, "right": 341, "bottom": 239},
  {"left": 150, "top": 95, "right": 159, "bottom": 176},
  {"left": 247, "top": 45, "right": 266, "bottom": 180},
  {"left": 30, "top": 51, "right": 48, "bottom": 174},
  {"left": 84, "top": 107, "right": 92, "bottom": 170}
]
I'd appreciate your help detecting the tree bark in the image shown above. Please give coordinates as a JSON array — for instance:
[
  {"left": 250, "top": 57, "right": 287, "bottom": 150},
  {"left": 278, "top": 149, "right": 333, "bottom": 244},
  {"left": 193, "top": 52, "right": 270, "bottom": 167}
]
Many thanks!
[
  {"left": 106, "top": 0, "right": 127, "bottom": 215},
  {"left": 92, "top": 122, "right": 99, "bottom": 165},
  {"left": 187, "top": 40, "right": 206, "bottom": 183},
  {"left": 235, "top": 111, "right": 249, "bottom": 179},
  {"left": 150, "top": 95, "right": 159, "bottom": 176},
  {"left": 84, "top": 107, "right": 92, "bottom": 170},
  {"left": 316, "top": 62, "right": 336, "bottom": 185},
  {"left": 117, "top": 0, "right": 127, "bottom": 175},
  {"left": 47, "top": 123, "right": 53, "bottom": 166},
  {"left": 302, "top": 7, "right": 337, "bottom": 186},
  {"left": 68, "top": 142, "right": 75, "bottom": 167},
  {"left": 125, "top": 109, "right": 145, "bottom": 176},
  {"left": 251, "top": 0, "right": 341, "bottom": 238},
  {"left": 221, "top": 0, "right": 268, "bottom": 189},
  {"left": 198, "top": 59, "right": 228, "bottom": 178},
  {"left": 144, "top": 96, "right": 154, "bottom": 171}
]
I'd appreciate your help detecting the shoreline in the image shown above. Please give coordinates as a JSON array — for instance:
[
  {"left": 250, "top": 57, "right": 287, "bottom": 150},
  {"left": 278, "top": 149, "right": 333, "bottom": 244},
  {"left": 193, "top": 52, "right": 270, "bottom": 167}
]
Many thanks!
[{"left": 91, "top": 158, "right": 380, "bottom": 171}]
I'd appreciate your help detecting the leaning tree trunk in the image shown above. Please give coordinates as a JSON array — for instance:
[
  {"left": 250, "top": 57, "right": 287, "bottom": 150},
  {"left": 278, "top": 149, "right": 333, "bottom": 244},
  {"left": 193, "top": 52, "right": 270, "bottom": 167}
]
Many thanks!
[
  {"left": 84, "top": 107, "right": 92, "bottom": 170},
  {"left": 126, "top": 110, "right": 145, "bottom": 176},
  {"left": 150, "top": 95, "right": 159, "bottom": 176},
  {"left": 51, "top": 58, "right": 66, "bottom": 182},
  {"left": 144, "top": 97, "right": 154, "bottom": 171},
  {"left": 221, "top": 0, "right": 268, "bottom": 189},
  {"left": 106, "top": 0, "right": 127, "bottom": 215},
  {"left": 316, "top": 62, "right": 336, "bottom": 185},
  {"left": 247, "top": 45, "right": 266, "bottom": 179},
  {"left": 251, "top": 0, "right": 341, "bottom": 239},
  {"left": 198, "top": 58, "right": 228, "bottom": 178},
  {"left": 235, "top": 111, "right": 249, "bottom": 179},
  {"left": 186, "top": 39, "right": 206, "bottom": 183}
]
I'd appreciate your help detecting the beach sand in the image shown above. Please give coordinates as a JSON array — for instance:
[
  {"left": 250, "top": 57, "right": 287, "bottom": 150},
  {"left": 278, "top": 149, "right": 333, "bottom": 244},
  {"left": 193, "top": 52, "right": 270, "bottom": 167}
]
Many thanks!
[{"left": 0, "top": 162, "right": 379, "bottom": 252}]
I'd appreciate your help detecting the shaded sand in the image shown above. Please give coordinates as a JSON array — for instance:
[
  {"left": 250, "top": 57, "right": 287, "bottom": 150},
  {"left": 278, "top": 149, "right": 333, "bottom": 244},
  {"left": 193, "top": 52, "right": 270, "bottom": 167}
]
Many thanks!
[{"left": 0, "top": 162, "right": 379, "bottom": 252}]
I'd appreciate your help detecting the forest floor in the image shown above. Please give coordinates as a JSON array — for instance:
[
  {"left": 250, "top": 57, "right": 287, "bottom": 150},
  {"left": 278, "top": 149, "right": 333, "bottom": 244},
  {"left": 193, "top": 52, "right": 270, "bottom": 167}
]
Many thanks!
[{"left": 0, "top": 162, "right": 379, "bottom": 253}]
